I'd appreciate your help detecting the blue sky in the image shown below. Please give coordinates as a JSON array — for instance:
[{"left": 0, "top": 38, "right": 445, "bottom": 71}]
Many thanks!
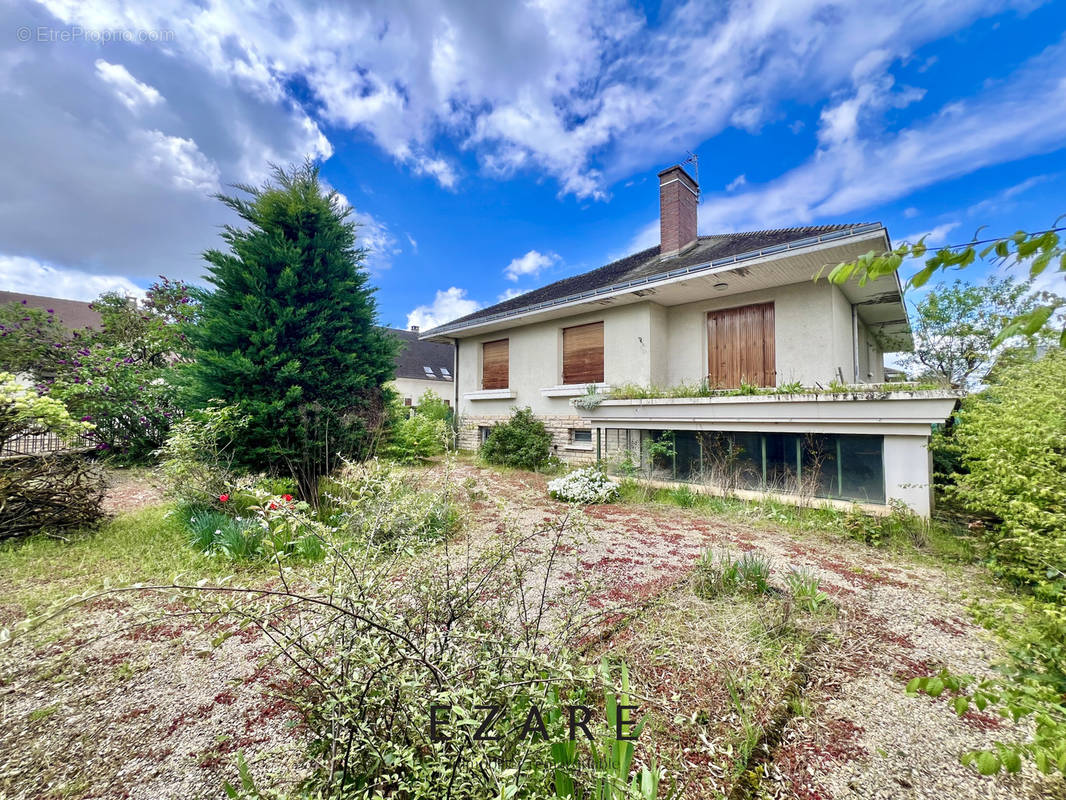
[{"left": 1, "top": 0, "right": 1064, "bottom": 330}]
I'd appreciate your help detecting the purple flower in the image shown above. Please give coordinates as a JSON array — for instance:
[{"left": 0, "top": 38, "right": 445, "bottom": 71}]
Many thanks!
[{"left": 81, "top": 415, "right": 93, "bottom": 421}]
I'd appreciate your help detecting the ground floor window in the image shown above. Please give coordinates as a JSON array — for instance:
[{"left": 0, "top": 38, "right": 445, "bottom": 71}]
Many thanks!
[
  {"left": 570, "top": 428, "right": 593, "bottom": 445},
  {"left": 656, "top": 430, "right": 885, "bottom": 504},
  {"left": 479, "top": 425, "right": 492, "bottom": 445}
]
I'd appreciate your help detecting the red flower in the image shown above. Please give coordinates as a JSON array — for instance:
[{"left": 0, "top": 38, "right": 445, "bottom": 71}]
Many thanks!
[
  {"left": 219, "top": 494, "right": 229, "bottom": 503},
  {"left": 268, "top": 502, "right": 278, "bottom": 510},
  {"left": 282, "top": 494, "right": 293, "bottom": 502}
]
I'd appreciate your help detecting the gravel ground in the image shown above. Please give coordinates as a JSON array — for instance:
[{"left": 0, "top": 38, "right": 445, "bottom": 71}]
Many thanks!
[
  {"left": 442, "top": 462, "right": 1066, "bottom": 800},
  {"left": 2, "top": 461, "right": 1063, "bottom": 799}
]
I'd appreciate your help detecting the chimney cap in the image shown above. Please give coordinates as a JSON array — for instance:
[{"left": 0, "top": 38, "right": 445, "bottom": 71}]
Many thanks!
[{"left": 657, "top": 164, "right": 699, "bottom": 190}]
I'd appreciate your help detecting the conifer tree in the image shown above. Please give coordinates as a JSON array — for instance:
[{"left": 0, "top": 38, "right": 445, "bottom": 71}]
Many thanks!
[{"left": 191, "top": 162, "right": 397, "bottom": 498}]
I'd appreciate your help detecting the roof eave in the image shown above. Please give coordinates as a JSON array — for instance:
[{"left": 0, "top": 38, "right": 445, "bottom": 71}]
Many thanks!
[{"left": 422, "top": 223, "right": 892, "bottom": 339}]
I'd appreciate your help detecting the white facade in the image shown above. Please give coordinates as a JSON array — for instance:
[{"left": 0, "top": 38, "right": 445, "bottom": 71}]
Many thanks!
[
  {"left": 391, "top": 377, "right": 452, "bottom": 408},
  {"left": 425, "top": 215, "right": 950, "bottom": 517}
]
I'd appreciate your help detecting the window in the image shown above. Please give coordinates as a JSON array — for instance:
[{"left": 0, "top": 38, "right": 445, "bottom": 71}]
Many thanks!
[
  {"left": 669, "top": 431, "right": 884, "bottom": 504},
  {"left": 562, "top": 321, "right": 604, "bottom": 384},
  {"left": 404, "top": 397, "right": 412, "bottom": 407},
  {"left": 423, "top": 366, "right": 435, "bottom": 378},
  {"left": 707, "top": 303, "right": 775, "bottom": 388},
  {"left": 479, "top": 425, "right": 493, "bottom": 444},
  {"left": 441, "top": 366, "right": 452, "bottom": 378},
  {"left": 444, "top": 399, "right": 451, "bottom": 407},
  {"left": 482, "top": 339, "right": 509, "bottom": 390},
  {"left": 570, "top": 428, "right": 593, "bottom": 445}
]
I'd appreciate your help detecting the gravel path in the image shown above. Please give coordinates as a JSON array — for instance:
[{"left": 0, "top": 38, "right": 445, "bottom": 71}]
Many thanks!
[{"left": 444, "top": 462, "right": 1066, "bottom": 800}]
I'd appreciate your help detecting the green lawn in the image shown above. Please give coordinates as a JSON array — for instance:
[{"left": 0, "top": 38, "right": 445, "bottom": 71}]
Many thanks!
[{"left": 0, "top": 504, "right": 271, "bottom": 618}]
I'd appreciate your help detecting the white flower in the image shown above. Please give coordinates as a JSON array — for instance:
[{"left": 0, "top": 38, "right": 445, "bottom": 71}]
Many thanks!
[{"left": 547, "top": 467, "right": 618, "bottom": 505}]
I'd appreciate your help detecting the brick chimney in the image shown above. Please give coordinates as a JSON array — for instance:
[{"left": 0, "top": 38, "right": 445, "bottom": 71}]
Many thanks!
[{"left": 658, "top": 164, "right": 699, "bottom": 257}]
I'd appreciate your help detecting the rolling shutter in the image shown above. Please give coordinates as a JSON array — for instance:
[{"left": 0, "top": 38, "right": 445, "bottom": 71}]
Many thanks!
[
  {"left": 563, "top": 322, "right": 604, "bottom": 384},
  {"left": 482, "top": 339, "right": 509, "bottom": 390},
  {"left": 707, "top": 303, "right": 776, "bottom": 388}
]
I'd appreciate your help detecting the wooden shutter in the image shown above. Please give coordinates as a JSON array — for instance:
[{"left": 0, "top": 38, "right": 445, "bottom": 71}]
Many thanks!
[
  {"left": 707, "top": 303, "right": 776, "bottom": 388},
  {"left": 482, "top": 339, "right": 509, "bottom": 390},
  {"left": 563, "top": 322, "right": 604, "bottom": 384}
]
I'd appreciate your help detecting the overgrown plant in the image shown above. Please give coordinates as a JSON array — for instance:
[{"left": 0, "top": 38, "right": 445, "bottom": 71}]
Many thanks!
[
  {"left": 480, "top": 407, "right": 554, "bottom": 471},
  {"left": 0, "top": 373, "right": 103, "bottom": 538}
]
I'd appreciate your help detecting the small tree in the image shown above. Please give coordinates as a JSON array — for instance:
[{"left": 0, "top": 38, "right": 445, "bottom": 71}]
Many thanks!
[
  {"left": 479, "top": 407, "right": 553, "bottom": 471},
  {"left": 950, "top": 349, "right": 1066, "bottom": 595},
  {"left": 414, "top": 389, "right": 452, "bottom": 422},
  {"left": 903, "top": 277, "right": 1060, "bottom": 390},
  {"left": 190, "top": 162, "right": 397, "bottom": 499},
  {"left": 0, "top": 303, "right": 69, "bottom": 377},
  {"left": 44, "top": 279, "right": 194, "bottom": 463}
]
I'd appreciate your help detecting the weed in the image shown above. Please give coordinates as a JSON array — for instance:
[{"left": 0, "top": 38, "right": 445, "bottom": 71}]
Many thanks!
[{"left": 786, "top": 568, "right": 830, "bottom": 613}]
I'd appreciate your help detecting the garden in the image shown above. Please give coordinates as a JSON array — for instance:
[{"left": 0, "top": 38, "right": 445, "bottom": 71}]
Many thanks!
[{"left": 1, "top": 164, "right": 1064, "bottom": 799}]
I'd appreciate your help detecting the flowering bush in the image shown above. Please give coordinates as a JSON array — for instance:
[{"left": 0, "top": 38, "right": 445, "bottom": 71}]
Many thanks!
[{"left": 548, "top": 466, "right": 618, "bottom": 504}]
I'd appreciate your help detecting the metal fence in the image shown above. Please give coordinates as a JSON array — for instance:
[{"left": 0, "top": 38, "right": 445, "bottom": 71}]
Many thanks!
[{"left": 0, "top": 430, "right": 85, "bottom": 457}]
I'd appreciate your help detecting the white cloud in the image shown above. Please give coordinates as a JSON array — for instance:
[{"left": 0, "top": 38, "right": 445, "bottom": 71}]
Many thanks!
[
  {"left": 132, "top": 130, "right": 221, "bottom": 193},
  {"left": 903, "top": 207, "right": 921, "bottom": 219},
  {"left": 692, "top": 38, "right": 1066, "bottom": 234},
  {"left": 94, "top": 60, "right": 163, "bottom": 111},
  {"left": 0, "top": 0, "right": 333, "bottom": 283},
  {"left": 504, "top": 249, "right": 560, "bottom": 281},
  {"left": 407, "top": 287, "right": 481, "bottom": 330},
  {"left": 725, "top": 174, "right": 747, "bottom": 191},
  {"left": 27, "top": 0, "right": 1035, "bottom": 199},
  {"left": 0, "top": 255, "right": 144, "bottom": 301},
  {"left": 497, "top": 287, "right": 527, "bottom": 302},
  {"left": 901, "top": 221, "right": 961, "bottom": 246}
]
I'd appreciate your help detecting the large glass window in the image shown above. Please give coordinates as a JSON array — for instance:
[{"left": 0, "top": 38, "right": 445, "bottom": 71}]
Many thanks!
[{"left": 669, "top": 430, "right": 884, "bottom": 504}]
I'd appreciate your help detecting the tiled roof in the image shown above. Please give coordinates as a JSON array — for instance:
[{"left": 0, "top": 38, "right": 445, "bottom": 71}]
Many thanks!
[
  {"left": 387, "top": 327, "right": 454, "bottom": 381},
  {"left": 0, "top": 291, "right": 102, "bottom": 330},
  {"left": 434, "top": 224, "right": 873, "bottom": 332}
]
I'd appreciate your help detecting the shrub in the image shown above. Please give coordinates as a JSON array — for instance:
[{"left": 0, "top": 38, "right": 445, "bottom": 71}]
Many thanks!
[
  {"left": 0, "top": 374, "right": 104, "bottom": 538},
  {"left": 413, "top": 389, "right": 452, "bottom": 422},
  {"left": 548, "top": 466, "right": 618, "bottom": 504},
  {"left": 949, "top": 349, "right": 1066, "bottom": 596},
  {"left": 479, "top": 407, "right": 553, "bottom": 471},
  {"left": 157, "top": 402, "right": 250, "bottom": 509},
  {"left": 177, "top": 496, "right": 674, "bottom": 798},
  {"left": 384, "top": 411, "right": 448, "bottom": 463},
  {"left": 322, "top": 458, "right": 460, "bottom": 548}
]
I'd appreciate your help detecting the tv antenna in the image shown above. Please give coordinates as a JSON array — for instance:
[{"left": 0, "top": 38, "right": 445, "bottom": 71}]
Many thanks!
[{"left": 683, "top": 151, "right": 700, "bottom": 193}]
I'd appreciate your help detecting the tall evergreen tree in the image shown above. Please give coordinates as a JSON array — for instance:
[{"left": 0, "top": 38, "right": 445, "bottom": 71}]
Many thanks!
[{"left": 191, "top": 162, "right": 397, "bottom": 498}]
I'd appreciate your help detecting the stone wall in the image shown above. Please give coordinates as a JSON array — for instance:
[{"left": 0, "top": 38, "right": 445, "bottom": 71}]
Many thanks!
[{"left": 458, "top": 413, "right": 597, "bottom": 465}]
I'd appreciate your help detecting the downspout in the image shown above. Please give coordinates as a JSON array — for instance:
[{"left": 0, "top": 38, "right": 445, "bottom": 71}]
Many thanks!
[
  {"left": 851, "top": 305, "right": 860, "bottom": 384},
  {"left": 452, "top": 338, "right": 460, "bottom": 412}
]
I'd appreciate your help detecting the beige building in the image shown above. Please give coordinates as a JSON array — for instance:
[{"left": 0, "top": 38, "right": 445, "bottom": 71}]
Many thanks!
[
  {"left": 423, "top": 165, "right": 955, "bottom": 517},
  {"left": 387, "top": 326, "right": 454, "bottom": 409}
]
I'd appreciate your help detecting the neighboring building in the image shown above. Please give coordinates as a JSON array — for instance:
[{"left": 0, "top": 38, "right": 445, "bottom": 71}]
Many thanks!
[
  {"left": 387, "top": 326, "right": 454, "bottom": 408},
  {"left": 422, "top": 165, "right": 956, "bottom": 517},
  {"left": 0, "top": 291, "right": 102, "bottom": 331}
]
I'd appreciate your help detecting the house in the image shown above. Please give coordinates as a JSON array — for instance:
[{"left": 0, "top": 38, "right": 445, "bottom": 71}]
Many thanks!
[
  {"left": 422, "top": 164, "right": 957, "bottom": 517},
  {"left": 387, "top": 326, "right": 455, "bottom": 408}
]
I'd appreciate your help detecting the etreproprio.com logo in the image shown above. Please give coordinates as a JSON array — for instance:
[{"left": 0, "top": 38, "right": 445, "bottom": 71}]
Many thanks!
[{"left": 16, "top": 26, "right": 175, "bottom": 43}]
